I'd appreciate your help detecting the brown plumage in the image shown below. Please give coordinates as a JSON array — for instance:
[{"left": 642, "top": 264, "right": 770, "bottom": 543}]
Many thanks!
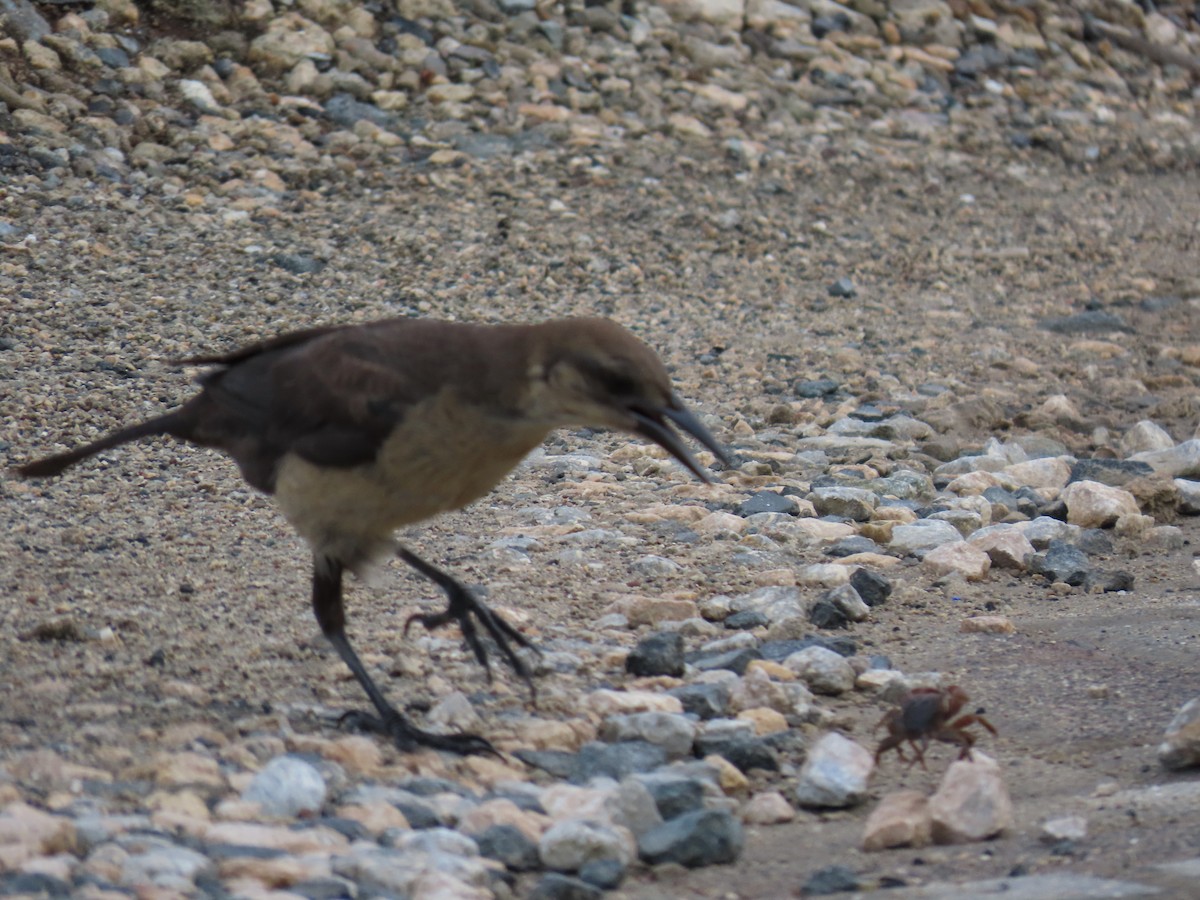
[{"left": 16, "top": 316, "right": 728, "bottom": 755}]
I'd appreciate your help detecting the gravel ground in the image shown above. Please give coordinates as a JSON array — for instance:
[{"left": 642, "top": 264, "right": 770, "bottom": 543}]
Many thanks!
[{"left": 3, "top": 1, "right": 1200, "bottom": 898}]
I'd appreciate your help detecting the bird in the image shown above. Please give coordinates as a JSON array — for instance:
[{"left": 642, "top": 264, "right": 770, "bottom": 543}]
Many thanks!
[{"left": 16, "top": 316, "right": 729, "bottom": 755}]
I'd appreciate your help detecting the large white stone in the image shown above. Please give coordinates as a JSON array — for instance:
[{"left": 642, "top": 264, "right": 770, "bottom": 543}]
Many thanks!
[
  {"left": 929, "top": 753, "right": 1012, "bottom": 844},
  {"left": 1060, "top": 480, "right": 1139, "bottom": 528},
  {"left": 793, "top": 733, "right": 873, "bottom": 809}
]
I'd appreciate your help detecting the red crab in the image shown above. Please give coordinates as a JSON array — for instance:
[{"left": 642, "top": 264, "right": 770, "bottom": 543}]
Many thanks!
[{"left": 874, "top": 684, "right": 997, "bottom": 769}]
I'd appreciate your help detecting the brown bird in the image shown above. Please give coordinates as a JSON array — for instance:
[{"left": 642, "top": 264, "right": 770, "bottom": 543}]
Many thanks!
[{"left": 16, "top": 317, "right": 728, "bottom": 755}]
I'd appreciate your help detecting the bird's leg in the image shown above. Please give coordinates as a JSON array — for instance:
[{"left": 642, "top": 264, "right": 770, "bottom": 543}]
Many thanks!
[
  {"left": 311, "top": 555, "right": 496, "bottom": 756},
  {"left": 398, "top": 547, "right": 539, "bottom": 698}
]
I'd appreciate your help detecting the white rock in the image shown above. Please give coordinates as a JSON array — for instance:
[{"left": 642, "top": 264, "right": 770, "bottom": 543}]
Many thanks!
[
  {"left": 793, "top": 732, "right": 873, "bottom": 809},
  {"left": 242, "top": 756, "right": 326, "bottom": 818},
  {"left": 1175, "top": 479, "right": 1200, "bottom": 515},
  {"left": 929, "top": 753, "right": 1013, "bottom": 844},
  {"left": 1001, "top": 457, "right": 1071, "bottom": 490},
  {"left": 968, "top": 527, "right": 1034, "bottom": 570},
  {"left": 538, "top": 819, "right": 634, "bottom": 871},
  {"left": 585, "top": 690, "right": 683, "bottom": 716},
  {"left": 1159, "top": 695, "right": 1200, "bottom": 770},
  {"left": 890, "top": 520, "right": 963, "bottom": 556},
  {"left": 922, "top": 542, "right": 991, "bottom": 581},
  {"left": 1121, "top": 420, "right": 1176, "bottom": 455},
  {"left": 740, "top": 791, "right": 796, "bottom": 825},
  {"left": 426, "top": 691, "right": 483, "bottom": 732},
  {"left": 1130, "top": 440, "right": 1200, "bottom": 478},
  {"left": 659, "top": 0, "right": 746, "bottom": 28},
  {"left": 783, "top": 646, "right": 855, "bottom": 695},
  {"left": 1040, "top": 815, "right": 1088, "bottom": 843},
  {"left": 1060, "top": 480, "right": 1140, "bottom": 528},
  {"left": 862, "top": 790, "right": 931, "bottom": 851},
  {"left": 796, "top": 563, "right": 851, "bottom": 587},
  {"left": 1018, "top": 516, "right": 1081, "bottom": 548}
]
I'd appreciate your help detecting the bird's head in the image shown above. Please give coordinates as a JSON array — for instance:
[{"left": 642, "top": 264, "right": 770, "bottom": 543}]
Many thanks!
[{"left": 522, "top": 318, "right": 730, "bottom": 482}]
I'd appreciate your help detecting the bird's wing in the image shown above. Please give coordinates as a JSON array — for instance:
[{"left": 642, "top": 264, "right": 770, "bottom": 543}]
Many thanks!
[{"left": 199, "top": 322, "right": 457, "bottom": 472}]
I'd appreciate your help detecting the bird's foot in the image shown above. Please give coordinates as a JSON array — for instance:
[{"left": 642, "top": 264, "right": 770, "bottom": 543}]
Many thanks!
[
  {"left": 404, "top": 589, "right": 541, "bottom": 701},
  {"left": 337, "top": 708, "right": 499, "bottom": 757}
]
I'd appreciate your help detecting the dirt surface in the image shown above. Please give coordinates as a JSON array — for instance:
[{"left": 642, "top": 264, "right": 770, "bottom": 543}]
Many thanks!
[{"left": 3, "top": 108, "right": 1200, "bottom": 896}]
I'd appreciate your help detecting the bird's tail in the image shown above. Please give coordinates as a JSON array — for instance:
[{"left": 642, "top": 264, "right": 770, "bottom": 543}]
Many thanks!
[{"left": 15, "top": 410, "right": 189, "bottom": 479}]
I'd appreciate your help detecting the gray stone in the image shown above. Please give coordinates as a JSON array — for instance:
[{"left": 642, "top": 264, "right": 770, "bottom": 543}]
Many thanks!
[
  {"left": 1039, "top": 310, "right": 1129, "bottom": 333},
  {"left": 871, "top": 874, "right": 1159, "bottom": 899},
  {"left": 668, "top": 681, "right": 731, "bottom": 719},
  {"left": 737, "top": 491, "right": 800, "bottom": 516},
  {"left": 890, "top": 519, "right": 963, "bottom": 556},
  {"left": 569, "top": 741, "right": 669, "bottom": 784},
  {"left": 630, "top": 554, "right": 681, "bottom": 577},
  {"left": 687, "top": 646, "right": 763, "bottom": 675},
  {"left": 1028, "top": 541, "right": 1091, "bottom": 586},
  {"left": 528, "top": 872, "right": 604, "bottom": 900},
  {"left": 626, "top": 631, "right": 685, "bottom": 677},
  {"left": 1021, "top": 516, "right": 1082, "bottom": 549},
  {"left": 631, "top": 773, "right": 707, "bottom": 821},
  {"left": 823, "top": 583, "right": 870, "bottom": 622},
  {"left": 826, "top": 535, "right": 880, "bottom": 557},
  {"left": 120, "top": 844, "right": 216, "bottom": 891},
  {"left": 598, "top": 712, "right": 697, "bottom": 759},
  {"left": 637, "top": 809, "right": 744, "bottom": 867},
  {"left": 809, "top": 486, "right": 877, "bottom": 521},
  {"left": 850, "top": 568, "right": 893, "bottom": 606},
  {"left": 1069, "top": 458, "right": 1155, "bottom": 487},
  {"left": 730, "top": 585, "right": 808, "bottom": 622},
  {"left": 475, "top": 824, "right": 540, "bottom": 871},
  {"left": 802, "top": 865, "right": 861, "bottom": 895},
  {"left": 692, "top": 734, "right": 779, "bottom": 773}
]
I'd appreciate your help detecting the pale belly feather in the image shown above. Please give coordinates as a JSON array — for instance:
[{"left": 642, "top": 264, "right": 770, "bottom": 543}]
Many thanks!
[{"left": 272, "top": 398, "right": 549, "bottom": 569}]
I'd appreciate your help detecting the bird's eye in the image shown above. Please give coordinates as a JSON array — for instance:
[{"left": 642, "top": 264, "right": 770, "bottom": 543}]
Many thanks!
[{"left": 577, "top": 358, "right": 638, "bottom": 398}]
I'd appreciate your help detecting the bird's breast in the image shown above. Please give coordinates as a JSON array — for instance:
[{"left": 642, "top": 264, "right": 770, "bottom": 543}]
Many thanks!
[{"left": 272, "top": 394, "right": 550, "bottom": 563}]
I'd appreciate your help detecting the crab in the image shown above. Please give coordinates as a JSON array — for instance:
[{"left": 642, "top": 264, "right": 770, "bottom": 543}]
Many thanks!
[{"left": 874, "top": 684, "right": 997, "bottom": 769}]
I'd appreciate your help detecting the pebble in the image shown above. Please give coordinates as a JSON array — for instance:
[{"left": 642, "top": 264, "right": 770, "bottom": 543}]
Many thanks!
[
  {"left": 793, "top": 733, "right": 873, "bottom": 809},
  {"left": 637, "top": 809, "right": 744, "bottom": 868},
  {"left": 922, "top": 542, "right": 991, "bottom": 582},
  {"left": 849, "top": 568, "right": 894, "bottom": 606},
  {"left": 1158, "top": 695, "right": 1200, "bottom": 770},
  {"left": 1060, "top": 481, "right": 1140, "bottom": 528},
  {"left": 890, "top": 520, "right": 964, "bottom": 557},
  {"left": 1041, "top": 815, "right": 1088, "bottom": 843},
  {"left": 929, "top": 753, "right": 1013, "bottom": 844},
  {"left": 625, "top": 632, "right": 685, "bottom": 678},
  {"left": 862, "top": 790, "right": 932, "bottom": 851},
  {"left": 740, "top": 791, "right": 796, "bottom": 825},
  {"left": 241, "top": 756, "right": 327, "bottom": 818},
  {"left": 783, "top": 646, "right": 856, "bottom": 695},
  {"left": 597, "top": 713, "right": 697, "bottom": 760},
  {"left": 1029, "top": 541, "right": 1093, "bottom": 586},
  {"left": 538, "top": 819, "right": 634, "bottom": 872}
]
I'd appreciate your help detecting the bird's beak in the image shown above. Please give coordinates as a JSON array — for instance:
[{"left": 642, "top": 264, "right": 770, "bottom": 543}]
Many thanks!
[{"left": 628, "top": 396, "right": 730, "bottom": 483}]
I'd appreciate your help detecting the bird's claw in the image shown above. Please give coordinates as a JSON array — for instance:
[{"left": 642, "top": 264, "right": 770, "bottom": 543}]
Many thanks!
[
  {"left": 404, "top": 592, "right": 541, "bottom": 703},
  {"left": 337, "top": 708, "right": 500, "bottom": 757}
]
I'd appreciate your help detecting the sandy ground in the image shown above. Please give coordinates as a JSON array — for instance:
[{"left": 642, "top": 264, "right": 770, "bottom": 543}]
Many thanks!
[{"left": 3, "top": 136, "right": 1200, "bottom": 896}]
